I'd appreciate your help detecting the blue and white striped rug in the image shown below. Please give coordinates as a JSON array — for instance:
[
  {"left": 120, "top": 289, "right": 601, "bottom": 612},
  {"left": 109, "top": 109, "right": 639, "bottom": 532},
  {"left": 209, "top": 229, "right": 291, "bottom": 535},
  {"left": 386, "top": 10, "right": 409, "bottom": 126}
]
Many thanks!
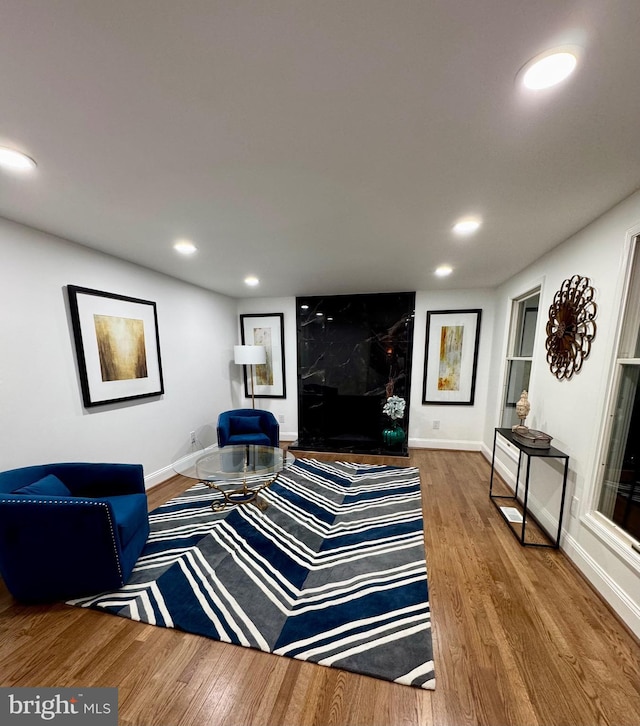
[{"left": 70, "top": 458, "right": 435, "bottom": 689}]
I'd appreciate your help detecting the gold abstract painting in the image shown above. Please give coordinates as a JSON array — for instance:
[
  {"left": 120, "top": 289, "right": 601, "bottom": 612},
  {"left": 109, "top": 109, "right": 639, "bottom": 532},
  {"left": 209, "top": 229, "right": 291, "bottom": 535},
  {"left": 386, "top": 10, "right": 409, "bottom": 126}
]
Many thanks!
[
  {"left": 253, "top": 327, "right": 274, "bottom": 385},
  {"left": 438, "top": 325, "right": 464, "bottom": 391},
  {"left": 94, "top": 314, "right": 148, "bottom": 381}
]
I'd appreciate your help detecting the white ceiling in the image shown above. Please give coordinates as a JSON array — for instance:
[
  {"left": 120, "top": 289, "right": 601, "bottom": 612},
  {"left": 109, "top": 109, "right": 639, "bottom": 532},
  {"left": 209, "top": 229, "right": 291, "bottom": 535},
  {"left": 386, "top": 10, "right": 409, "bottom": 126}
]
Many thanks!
[{"left": 1, "top": 1, "right": 640, "bottom": 299}]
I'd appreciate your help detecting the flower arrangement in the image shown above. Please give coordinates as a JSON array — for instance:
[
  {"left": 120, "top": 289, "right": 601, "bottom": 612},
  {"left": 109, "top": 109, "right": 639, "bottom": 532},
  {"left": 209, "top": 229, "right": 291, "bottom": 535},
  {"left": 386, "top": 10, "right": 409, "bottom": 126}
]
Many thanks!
[{"left": 382, "top": 395, "right": 406, "bottom": 421}]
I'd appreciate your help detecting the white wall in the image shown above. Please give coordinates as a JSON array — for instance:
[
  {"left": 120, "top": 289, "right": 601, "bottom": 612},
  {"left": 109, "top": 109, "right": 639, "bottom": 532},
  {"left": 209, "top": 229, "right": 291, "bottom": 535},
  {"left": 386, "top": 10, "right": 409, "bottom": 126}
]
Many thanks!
[
  {"left": 0, "top": 217, "right": 238, "bottom": 485},
  {"left": 235, "top": 297, "right": 299, "bottom": 440},
  {"left": 409, "top": 289, "right": 495, "bottom": 450},
  {"left": 484, "top": 190, "right": 640, "bottom": 637}
]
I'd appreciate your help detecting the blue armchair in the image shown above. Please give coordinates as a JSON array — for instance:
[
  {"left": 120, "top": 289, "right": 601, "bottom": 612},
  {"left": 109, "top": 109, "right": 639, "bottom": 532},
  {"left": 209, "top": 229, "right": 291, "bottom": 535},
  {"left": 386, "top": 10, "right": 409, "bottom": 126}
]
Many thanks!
[
  {"left": 217, "top": 408, "right": 279, "bottom": 447},
  {"left": 0, "top": 462, "right": 149, "bottom": 603}
]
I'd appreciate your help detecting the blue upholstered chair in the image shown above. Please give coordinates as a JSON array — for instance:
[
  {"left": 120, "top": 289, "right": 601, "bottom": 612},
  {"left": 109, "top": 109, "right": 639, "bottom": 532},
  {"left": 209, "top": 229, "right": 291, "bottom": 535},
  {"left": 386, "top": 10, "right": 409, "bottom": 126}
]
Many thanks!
[
  {"left": 217, "top": 409, "right": 279, "bottom": 447},
  {"left": 0, "top": 462, "right": 149, "bottom": 603}
]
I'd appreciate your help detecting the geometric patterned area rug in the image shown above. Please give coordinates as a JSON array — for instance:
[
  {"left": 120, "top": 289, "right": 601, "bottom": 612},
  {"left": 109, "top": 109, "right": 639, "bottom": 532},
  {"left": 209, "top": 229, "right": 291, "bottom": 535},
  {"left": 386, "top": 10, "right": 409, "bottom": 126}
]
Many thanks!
[{"left": 69, "top": 458, "right": 435, "bottom": 689}]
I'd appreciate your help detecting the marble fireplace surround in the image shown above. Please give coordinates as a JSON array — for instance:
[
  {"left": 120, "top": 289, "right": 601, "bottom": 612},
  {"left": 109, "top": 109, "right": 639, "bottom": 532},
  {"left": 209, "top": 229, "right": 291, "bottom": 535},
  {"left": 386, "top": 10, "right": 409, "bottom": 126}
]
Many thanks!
[{"left": 290, "top": 291, "right": 415, "bottom": 456}]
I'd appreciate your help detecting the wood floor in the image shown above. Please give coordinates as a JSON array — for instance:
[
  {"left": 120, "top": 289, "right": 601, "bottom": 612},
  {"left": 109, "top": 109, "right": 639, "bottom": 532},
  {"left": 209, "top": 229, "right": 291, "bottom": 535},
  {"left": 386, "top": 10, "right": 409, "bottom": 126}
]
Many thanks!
[{"left": 1, "top": 448, "right": 639, "bottom": 726}]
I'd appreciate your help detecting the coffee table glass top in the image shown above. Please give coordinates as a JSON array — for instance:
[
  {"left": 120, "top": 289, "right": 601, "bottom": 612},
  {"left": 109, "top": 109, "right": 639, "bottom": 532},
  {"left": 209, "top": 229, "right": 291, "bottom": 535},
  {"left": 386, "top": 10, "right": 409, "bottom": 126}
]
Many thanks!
[{"left": 173, "top": 444, "right": 295, "bottom": 483}]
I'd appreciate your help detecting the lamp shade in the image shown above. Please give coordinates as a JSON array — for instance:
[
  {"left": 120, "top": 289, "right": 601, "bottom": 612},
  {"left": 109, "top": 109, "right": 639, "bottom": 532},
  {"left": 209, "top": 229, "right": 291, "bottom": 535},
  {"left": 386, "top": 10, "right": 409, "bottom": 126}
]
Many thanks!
[{"left": 234, "top": 345, "right": 266, "bottom": 365}]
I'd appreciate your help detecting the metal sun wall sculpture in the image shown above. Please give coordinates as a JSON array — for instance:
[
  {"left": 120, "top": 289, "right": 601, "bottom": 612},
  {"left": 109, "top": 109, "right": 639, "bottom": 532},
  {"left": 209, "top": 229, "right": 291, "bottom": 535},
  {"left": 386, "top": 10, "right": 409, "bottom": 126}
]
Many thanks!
[{"left": 545, "top": 274, "right": 597, "bottom": 380}]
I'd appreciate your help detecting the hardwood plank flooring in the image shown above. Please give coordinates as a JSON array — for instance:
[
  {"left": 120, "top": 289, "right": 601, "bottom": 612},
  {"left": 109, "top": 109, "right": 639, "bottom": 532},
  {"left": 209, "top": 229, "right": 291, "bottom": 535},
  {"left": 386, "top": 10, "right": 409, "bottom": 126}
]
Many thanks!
[{"left": 1, "top": 448, "right": 639, "bottom": 725}]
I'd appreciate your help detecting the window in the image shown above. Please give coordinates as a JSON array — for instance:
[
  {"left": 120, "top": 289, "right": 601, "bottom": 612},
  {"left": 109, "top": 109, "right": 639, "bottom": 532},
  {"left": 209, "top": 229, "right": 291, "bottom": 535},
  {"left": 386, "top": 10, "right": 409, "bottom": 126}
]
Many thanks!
[
  {"left": 501, "top": 290, "right": 540, "bottom": 428},
  {"left": 597, "top": 238, "right": 640, "bottom": 542}
]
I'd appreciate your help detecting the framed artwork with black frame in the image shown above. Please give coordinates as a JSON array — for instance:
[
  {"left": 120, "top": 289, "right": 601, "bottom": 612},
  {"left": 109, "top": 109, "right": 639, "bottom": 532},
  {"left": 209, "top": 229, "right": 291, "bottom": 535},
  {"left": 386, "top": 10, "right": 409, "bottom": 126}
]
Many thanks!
[
  {"left": 240, "top": 313, "right": 286, "bottom": 399},
  {"left": 422, "top": 309, "right": 482, "bottom": 405},
  {"left": 67, "top": 285, "right": 164, "bottom": 407}
]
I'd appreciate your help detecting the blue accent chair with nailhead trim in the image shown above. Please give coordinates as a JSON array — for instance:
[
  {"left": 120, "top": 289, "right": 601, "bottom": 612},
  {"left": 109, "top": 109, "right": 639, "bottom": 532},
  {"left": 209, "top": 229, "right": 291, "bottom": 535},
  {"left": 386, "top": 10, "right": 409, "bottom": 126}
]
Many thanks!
[
  {"left": 217, "top": 409, "right": 279, "bottom": 447},
  {"left": 0, "top": 462, "right": 149, "bottom": 602}
]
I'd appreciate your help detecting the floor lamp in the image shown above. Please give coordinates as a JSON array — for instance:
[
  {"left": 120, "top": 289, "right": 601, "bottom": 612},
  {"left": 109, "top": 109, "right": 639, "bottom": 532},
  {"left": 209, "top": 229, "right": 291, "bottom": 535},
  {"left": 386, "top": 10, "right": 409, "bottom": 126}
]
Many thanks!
[{"left": 234, "top": 345, "right": 266, "bottom": 409}]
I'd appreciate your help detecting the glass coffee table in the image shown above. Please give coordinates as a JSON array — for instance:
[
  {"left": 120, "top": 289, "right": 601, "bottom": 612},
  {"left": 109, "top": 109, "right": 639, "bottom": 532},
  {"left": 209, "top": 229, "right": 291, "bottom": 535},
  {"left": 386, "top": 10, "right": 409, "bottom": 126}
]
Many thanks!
[{"left": 173, "top": 444, "right": 295, "bottom": 511}]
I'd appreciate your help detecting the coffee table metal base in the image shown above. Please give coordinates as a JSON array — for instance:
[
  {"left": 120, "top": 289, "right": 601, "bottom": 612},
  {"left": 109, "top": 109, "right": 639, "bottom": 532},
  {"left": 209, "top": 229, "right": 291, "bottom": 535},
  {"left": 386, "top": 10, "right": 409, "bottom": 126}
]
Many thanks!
[
  {"left": 173, "top": 444, "right": 295, "bottom": 513},
  {"left": 205, "top": 474, "right": 278, "bottom": 511}
]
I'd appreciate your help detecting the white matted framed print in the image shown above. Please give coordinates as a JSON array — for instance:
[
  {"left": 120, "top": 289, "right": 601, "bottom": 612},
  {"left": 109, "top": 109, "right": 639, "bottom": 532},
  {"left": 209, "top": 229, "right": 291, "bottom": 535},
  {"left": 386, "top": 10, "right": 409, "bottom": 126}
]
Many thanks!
[
  {"left": 68, "top": 285, "right": 164, "bottom": 407},
  {"left": 240, "top": 313, "right": 286, "bottom": 399},
  {"left": 422, "top": 309, "right": 482, "bottom": 405}
]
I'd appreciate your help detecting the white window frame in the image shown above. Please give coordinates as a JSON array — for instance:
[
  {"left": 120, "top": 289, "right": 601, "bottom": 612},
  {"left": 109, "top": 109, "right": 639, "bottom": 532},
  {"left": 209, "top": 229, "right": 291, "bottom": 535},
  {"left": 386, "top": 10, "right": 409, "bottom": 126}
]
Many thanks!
[
  {"left": 500, "top": 287, "right": 541, "bottom": 429},
  {"left": 584, "top": 225, "right": 640, "bottom": 566}
]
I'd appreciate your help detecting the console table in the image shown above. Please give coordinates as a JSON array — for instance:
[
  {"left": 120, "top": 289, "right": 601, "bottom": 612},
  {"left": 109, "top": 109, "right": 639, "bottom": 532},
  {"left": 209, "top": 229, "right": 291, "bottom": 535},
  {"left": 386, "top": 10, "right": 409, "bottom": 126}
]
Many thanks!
[{"left": 489, "top": 427, "right": 569, "bottom": 548}]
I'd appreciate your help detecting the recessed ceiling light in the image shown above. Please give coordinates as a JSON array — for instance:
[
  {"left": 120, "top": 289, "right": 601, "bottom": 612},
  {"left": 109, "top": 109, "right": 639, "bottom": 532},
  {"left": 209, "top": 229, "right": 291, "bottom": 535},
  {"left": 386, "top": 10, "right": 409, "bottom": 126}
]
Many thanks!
[
  {"left": 0, "top": 146, "right": 37, "bottom": 172},
  {"left": 244, "top": 276, "right": 259, "bottom": 286},
  {"left": 173, "top": 239, "right": 197, "bottom": 255},
  {"left": 520, "top": 49, "right": 578, "bottom": 90},
  {"left": 300, "top": 304, "right": 309, "bottom": 310},
  {"left": 316, "top": 312, "right": 324, "bottom": 317},
  {"left": 435, "top": 265, "right": 453, "bottom": 277},
  {"left": 453, "top": 218, "right": 482, "bottom": 236}
]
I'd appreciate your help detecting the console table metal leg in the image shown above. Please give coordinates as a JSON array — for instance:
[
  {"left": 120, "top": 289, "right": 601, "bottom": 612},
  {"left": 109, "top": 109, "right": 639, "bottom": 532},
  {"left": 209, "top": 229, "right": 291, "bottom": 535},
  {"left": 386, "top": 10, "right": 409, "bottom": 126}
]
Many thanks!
[
  {"left": 489, "top": 429, "right": 498, "bottom": 496},
  {"left": 555, "top": 458, "right": 570, "bottom": 548},
  {"left": 515, "top": 451, "right": 522, "bottom": 501},
  {"left": 520, "top": 455, "right": 532, "bottom": 545}
]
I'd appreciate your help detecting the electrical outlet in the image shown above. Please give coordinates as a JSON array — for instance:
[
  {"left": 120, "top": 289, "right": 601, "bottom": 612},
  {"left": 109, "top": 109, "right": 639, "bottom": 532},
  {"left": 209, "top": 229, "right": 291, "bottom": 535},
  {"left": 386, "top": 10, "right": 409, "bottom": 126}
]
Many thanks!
[
  {"left": 433, "top": 420, "right": 440, "bottom": 430},
  {"left": 190, "top": 430, "right": 196, "bottom": 446},
  {"left": 570, "top": 496, "right": 579, "bottom": 517},
  {"left": 278, "top": 414, "right": 285, "bottom": 424}
]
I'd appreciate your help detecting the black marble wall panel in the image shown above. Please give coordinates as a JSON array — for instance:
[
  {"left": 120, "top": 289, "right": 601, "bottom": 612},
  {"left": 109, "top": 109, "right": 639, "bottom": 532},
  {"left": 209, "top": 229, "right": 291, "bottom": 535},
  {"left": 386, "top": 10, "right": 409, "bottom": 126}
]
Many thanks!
[{"left": 292, "top": 292, "right": 415, "bottom": 455}]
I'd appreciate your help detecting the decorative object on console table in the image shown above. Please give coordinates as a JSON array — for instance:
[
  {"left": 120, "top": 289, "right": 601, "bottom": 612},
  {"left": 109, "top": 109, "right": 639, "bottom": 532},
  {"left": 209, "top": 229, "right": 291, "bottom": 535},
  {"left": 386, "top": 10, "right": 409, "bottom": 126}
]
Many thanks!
[
  {"left": 67, "top": 285, "right": 164, "bottom": 407},
  {"left": 512, "top": 389, "right": 531, "bottom": 431},
  {"left": 422, "top": 309, "right": 482, "bottom": 405},
  {"left": 382, "top": 395, "right": 406, "bottom": 447},
  {"left": 545, "top": 274, "right": 597, "bottom": 380},
  {"left": 512, "top": 428, "right": 552, "bottom": 449},
  {"left": 240, "top": 313, "right": 286, "bottom": 399}
]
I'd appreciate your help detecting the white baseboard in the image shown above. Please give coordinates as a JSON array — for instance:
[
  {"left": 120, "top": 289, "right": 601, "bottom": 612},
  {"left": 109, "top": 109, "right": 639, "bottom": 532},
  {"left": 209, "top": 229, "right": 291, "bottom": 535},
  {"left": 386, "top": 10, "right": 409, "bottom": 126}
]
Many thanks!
[
  {"left": 480, "top": 442, "right": 492, "bottom": 461},
  {"left": 562, "top": 531, "right": 640, "bottom": 639},
  {"left": 145, "top": 464, "right": 176, "bottom": 490},
  {"left": 145, "top": 436, "right": 298, "bottom": 490},
  {"left": 409, "top": 438, "right": 483, "bottom": 451},
  {"left": 144, "top": 447, "right": 219, "bottom": 490}
]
